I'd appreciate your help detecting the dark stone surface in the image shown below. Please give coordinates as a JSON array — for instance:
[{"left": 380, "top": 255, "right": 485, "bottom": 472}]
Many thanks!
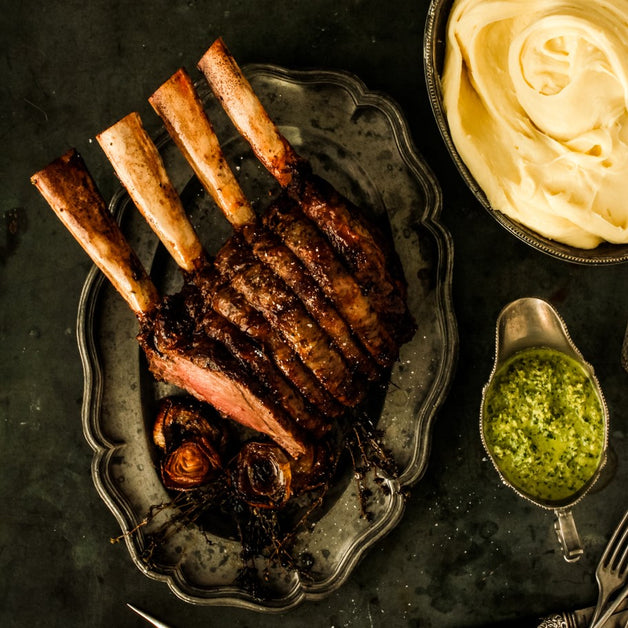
[{"left": 1, "top": 1, "right": 626, "bottom": 626}]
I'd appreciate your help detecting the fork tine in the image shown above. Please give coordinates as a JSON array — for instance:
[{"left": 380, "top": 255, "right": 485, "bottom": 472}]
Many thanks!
[
  {"left": 608, "top": 512, "right": 628, "bottom": 571},
  {"left": 617, "top": 533, "right": 628, "bottom": 574},
  {"left": 591, "top": 509, "right": 628, "bottom": 626},
  {"left": 602, "top": 511, "right": 628, "bottom": 564}
]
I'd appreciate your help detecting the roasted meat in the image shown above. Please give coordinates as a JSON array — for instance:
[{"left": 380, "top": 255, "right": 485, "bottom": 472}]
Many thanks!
[
  {"left": 148, "top": 61, "right": 411, "bottom": 375},
  {"left": 213, "top": 234, "right": 363, "bottom": 405},
  {"left": 145, "top": 284, "right": 330, "bottom": 440},
  {"left": 198, "top": 38, "right": 416, "bottom": 345},
  {"left": 206, "top": 278, "right": 344, "bottom": 418},
  {"left": 97, "top": 111, "right": 362, "bottom": 409},
  {"left": 32, "top": 38, "right": 416, "bottom": 507},
  {"left": 263, "top": 196, "right": 398, "bottom": 367},
  {"left": 241, "top": 221, "right": 379, "bottom": 381},
  {"left": 31, "top": 150, "right": 310, "bottom": 460}
]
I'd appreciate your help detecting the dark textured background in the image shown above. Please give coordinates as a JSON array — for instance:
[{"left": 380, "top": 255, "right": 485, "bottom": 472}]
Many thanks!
[{"left": 2, "top": 1, "right": 627, "bottom": 626}]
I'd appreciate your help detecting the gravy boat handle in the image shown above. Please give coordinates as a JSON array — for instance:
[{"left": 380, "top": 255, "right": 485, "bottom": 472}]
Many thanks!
[{"left": 554, "top": 508, "right": 584, "bottom": 562}]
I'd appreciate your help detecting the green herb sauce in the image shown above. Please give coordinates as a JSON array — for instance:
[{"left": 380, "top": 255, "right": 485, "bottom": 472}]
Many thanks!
[{"left": 482, "top": 347, "right": 605, "bottom": 502}]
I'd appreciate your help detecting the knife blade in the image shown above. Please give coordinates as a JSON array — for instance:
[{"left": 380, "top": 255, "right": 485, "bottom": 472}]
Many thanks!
[{"left": 127, "top": 603, "right": 172, "bottom": 628}]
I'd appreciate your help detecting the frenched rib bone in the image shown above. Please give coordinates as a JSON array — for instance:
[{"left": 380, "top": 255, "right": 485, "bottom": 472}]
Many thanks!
[
  {"left": 149, "top": 67, "right": 256, "bottom": 229},
  {"left": 149, "top": 67, "right": 380, "bottom": 380},
  {"left": 31, "top": 149, "right": 160, "bottom": 316},
  {"left": 96, "top": 112, "right": 206, "bottom": 272},
  {"left": 198, "top": 40, "right": 302, "bottom": 188},
  {"left": 31, "top": 150, "right": 309, "bottom": 459},
  {"left": 198, "top": 37, "right": 416, "bottom": 344}
]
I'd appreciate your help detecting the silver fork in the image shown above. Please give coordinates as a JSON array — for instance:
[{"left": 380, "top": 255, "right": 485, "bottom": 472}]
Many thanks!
[{"left": 590, "top": 509, "right": 628, "bottom": 628}]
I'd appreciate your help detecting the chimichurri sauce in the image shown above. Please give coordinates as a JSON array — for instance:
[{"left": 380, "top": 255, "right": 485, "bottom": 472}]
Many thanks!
[{"left": 482, "top": 347, "right": 605, "bottom": 502}]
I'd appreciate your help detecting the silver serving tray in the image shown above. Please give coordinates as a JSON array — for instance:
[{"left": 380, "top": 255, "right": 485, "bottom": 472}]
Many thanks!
[{"left": 77, "top": 64, "right": 457, "bottom": 610}]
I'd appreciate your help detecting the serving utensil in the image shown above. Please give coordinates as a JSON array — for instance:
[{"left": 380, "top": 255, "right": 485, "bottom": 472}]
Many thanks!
[
  {"left": 590, "top": 510, "right": 628, "bottom": 628},
  {"left": 480, "top": 297, "right": 609, "bottom": 561},
  {"left": 127, "top": 603, "right": 171, "bottom": 628},
  {"left": 591, "top": 584, "right": 628, "bottom": 628}
]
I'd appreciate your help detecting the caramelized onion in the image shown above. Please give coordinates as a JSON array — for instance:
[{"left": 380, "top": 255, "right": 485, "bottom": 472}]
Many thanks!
[
  {"left": 231, "top": 441, "right": 293, "bottom": 509},
  {"left": 162, "top": 439, "right": 222, "bottom": 490},
  {"left": 153, "top": 396, "right": 231, "bottom": 491},
  {"left": 153, "top": 396, "right": 229, "bottom": 453}
]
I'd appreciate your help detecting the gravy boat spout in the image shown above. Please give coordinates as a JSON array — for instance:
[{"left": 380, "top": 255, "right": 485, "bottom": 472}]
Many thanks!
[{"left": 480, "top": 297, "right": 609, "bottom": 562}]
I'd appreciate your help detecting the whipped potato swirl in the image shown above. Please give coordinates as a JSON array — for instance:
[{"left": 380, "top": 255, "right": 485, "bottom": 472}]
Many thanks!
[{"left": 442, "top": 0, "right": 628, "bottom": 248}]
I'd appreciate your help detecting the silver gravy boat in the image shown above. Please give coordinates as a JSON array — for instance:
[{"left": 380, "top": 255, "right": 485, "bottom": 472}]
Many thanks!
[{"left": 480, "top": 297, "right": 609, "bottom": 562}]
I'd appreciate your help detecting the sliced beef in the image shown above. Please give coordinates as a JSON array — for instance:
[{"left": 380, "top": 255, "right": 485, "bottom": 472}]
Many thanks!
[
  {"left": 194, "top": 269, "right": 344, "bottom": 418},
  {"left": 195, "top": 308, "right": 330, "bottom": 439},
  {"left": 290, "top": 172, "right": 416, "bottom": 344},
  {"left": 139, "top": 291, "right": 309, "bottom": 459}
]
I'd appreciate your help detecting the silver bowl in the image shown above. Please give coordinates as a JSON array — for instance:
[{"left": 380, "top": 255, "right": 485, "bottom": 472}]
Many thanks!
[{"left": 423, "top": 0, "right": 628, "bottom": 265}]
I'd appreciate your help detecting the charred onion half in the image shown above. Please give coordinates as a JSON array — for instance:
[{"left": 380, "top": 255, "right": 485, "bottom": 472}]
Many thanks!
[
  {"left": 153, "top": 396, "right": 231, "bottom": 490},
  {"left": 231, "top": 442, "right": 293, "bottom": 509},
  {"left": 153, "top": 395, "right": 340, "bottom": 511}
]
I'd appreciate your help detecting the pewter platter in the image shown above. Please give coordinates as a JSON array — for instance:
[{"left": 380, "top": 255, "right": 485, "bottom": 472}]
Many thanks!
[{"left": 77, "top": 64, "right": 457, "bottom": 610}]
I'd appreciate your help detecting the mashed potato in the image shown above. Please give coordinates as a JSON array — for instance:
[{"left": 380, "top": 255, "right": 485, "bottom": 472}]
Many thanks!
[{"left": 442, "top": 0, "right": 628, "bottom": 248}]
